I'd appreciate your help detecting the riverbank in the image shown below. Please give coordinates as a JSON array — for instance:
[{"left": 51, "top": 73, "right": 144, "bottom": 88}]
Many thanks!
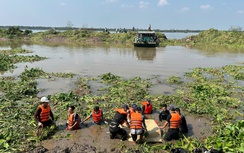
[{"left": 1, "top": 27, "right": 244, "bottom": 50}]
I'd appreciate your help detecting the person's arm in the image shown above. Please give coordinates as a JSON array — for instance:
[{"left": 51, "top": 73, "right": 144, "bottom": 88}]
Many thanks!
[
  {"left": 50, "top": 110, "right": 54, "bottom": 121},
  {"left": 125, "top": 120, "right": 130, "bottom": 128},
  {"left": 81, "top": 113, "right": 92, "bottom": 123},
  {"left": 34, "top": 107, "right": 41, "bottom": 123},
  {"left": 142, "top": 105, "right": 145, "bottom": 115},
  {"left": 159, "top": 111, "right": 162, "bottom": 122},
  {"left": 124, "top": 114, "right": 130, "bottom": 127},
  {"left": 160, "top": 114, "right": 171, "bottom": 129},
  {"left": 101, "top": 111, "right": 104, "bottom": 120},
  {"left": 142, "top": 116, "right": 147, "bottom": 131}
]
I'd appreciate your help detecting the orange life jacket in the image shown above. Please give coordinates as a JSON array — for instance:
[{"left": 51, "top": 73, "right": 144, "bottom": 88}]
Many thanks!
[
  {"left": 129, "top": 107, "right": 135, "bottom": 115},
  {"left": 39, "top": 105, "right": 51, "bottom": 122},
  {"left": 130, "top": 112, "right": 143, "bottom": 129},
  {"left": 68, "top": 113, "right": 81, "bottom": 129},
  {"left": 92, "top": 109, "right": 102, "bottom": 123},
  {"left": 141, "top": 101, "right": 152, "bottom": 114},
  {"left": 170, "top": 113, "right": 181, "bottom": 129},
  {"left": 115, "top": 108, "right": 127, "bottom": 115}
]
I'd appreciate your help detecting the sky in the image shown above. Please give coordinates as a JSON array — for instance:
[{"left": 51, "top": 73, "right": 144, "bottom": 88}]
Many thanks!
[{"left": 0, "top": 0, "right": 244, "bottom": 30}]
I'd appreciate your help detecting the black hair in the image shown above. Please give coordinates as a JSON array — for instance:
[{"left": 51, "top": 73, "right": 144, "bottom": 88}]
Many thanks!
[
  {"left": 70, "top": 106, "right": 75, "bottom": 110},
  {"left": 94, "top": 106, "right": 99, "bottom": 112},
  {"left": 175, "top": 108, "right": 180, "bottom": 112},
  {"left": 162, "top": 104, "right": 167, "bottom": 107},
  {"left": 136, "top": 106, "right": 142, "bottom": 112}
]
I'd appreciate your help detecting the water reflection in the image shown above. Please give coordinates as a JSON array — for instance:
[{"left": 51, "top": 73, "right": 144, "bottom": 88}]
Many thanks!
[{"left": 133, "top": 47, "right": 156, "bottom": 61}]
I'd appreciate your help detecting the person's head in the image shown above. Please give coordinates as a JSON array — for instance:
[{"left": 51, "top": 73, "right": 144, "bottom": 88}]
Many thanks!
[
  {"left": 132, "top": 104, "right": 137, "bottom": 110},
  {"left": 94, "top": 106, "right": 100, "bottom": 114},
  {"left": 122, "top": 104, "right": 129, "bottom": 112},
  {"left": 146, "top": 99, "right": 151, "bottom": 105},
  {"left": 136, "top": 106, "right": 142, "bottom": 113},
  {"left": 68, "top": 106, "right": 75, "bottom": 114},
  {"left": 40, "top": 97, "right": 49, "bottom": 108},
  {"left": 175, "top": 108, "right": 181, "bottom": 114},
  {"left": 168, "top": 105, "right": 175, "bottom": 113},
  {"left": 162, "top": 104, "right": 167, "bottom": 111}
]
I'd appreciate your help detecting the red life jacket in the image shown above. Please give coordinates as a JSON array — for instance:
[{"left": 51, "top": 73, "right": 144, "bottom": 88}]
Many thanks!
[
  {"left": 141, "top": 101, "right": 152, "bottom": 114},
  {"left": 92, "top": 109, "right": 102, "bottom": 123},
  {"left": 130, "top": 112, "right": 143, "bottom": 129},
  {"left": 170, "top": 113, "right": 181, "bottom": 129},
  {"left": 39, "top": 105, "right": 50, "bottom": 122},
  {"left": 68, "top": 113, "right": 81, "bottom": 129}
]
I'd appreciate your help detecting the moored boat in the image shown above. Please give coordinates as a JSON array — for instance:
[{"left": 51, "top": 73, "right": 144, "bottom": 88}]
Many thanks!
[{"left": 134, "top": 31, "right": 159, "bottom": 47}]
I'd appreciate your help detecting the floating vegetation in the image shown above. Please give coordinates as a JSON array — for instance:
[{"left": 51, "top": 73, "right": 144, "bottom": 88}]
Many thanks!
[
  {"left": 0, "top": 48, "right": 46, "bottom": 72},
  {"left": 0, "top": 47, "right": 32, "bottom": 54},
  {"left": 19, "top": 68, "right": 75, "bottom": 81},
  {"left": 0, "top": 64, "right": 243, "bottom": 152}
]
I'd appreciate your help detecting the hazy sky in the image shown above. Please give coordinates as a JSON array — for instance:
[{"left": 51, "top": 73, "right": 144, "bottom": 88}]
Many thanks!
[{"left": 1, "top": 0, "right": 244, "bottom": 30}]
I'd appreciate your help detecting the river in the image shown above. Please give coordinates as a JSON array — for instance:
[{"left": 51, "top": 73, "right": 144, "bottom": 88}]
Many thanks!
[
  {"left": 1, "top": 42, "right": 243, "bottom": 152},
  {"left": 0, "top": 43, "right": 243, "bottom": 96}
]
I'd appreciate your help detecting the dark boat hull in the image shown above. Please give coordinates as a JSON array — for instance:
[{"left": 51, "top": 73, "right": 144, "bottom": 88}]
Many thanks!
[{"left": 133, "top": 42, "right": 158, "bottom": 47}]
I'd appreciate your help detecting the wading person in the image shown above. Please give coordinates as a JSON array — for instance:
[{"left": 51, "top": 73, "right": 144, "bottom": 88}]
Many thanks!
[
  {"left": 109, "top": 104, "right": 130, "bottom": 141},
  {"left": 159, "top": 106, "right": 181, "bottom": 141},
  {"left": 130, "top": 107, "right": 147, "bottom": 145},
  {"left": 34, "top": 97, "right": 55, "bottom": 129},
  {"left": 141, "top": 99, "right": 153, "bottom": 114},
  {"left": 175, "top": 108, "right": 188, "bottom": 133},
  {"left": 66, "top": 106, "right": 81, "bottom": 130},
  {"left": 81, "top": 106, "right": 104, "bottom": 125},
  {"left": 128, "top": 104, "right": 137, "bottom": 122},
  {"left": 159, "top": 104, "right": 170, "bottom": 122}
]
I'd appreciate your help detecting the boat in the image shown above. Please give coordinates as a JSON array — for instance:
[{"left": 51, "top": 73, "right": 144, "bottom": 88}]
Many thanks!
[{"left": 133, "top": 31, "right": 159, "bottom": 47}]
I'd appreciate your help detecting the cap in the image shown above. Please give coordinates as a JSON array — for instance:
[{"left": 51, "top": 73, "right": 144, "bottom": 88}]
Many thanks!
[
  {"left": 40, "top": 97, "right": 49, "bottom": 103},
  {"left": 169, "top": 105, "right": 175, "bottom": 111},
  {"left": 122, "top": 104, "right": 129, "bottom": 110}
]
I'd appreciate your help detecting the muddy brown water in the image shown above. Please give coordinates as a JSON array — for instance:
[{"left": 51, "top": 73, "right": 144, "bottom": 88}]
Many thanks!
[
  {"left": 1, "top": 44, "right": 243, "bottom": 97},
  {"left": 1, "top": 43, "right": 243, "bottom": 151}
]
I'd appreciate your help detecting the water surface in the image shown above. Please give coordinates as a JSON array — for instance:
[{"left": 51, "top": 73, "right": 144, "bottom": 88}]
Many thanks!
[{"left": 1, "top": 44, "right": 243, "bottom": 96}]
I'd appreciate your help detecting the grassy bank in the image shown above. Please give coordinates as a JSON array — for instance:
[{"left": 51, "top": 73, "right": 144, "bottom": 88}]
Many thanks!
[{"left": 1, "top": 27, "right": 244, "bottom": 50}]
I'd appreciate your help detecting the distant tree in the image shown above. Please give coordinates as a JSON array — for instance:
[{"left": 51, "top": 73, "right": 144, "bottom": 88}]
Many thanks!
[
  {"left": 229, "top": 26, "right": 243, "bottom": 31},
  {"left": 6, "top": 26, "right": 23, "bottom": 35},
  {"left": 67, "top": 21, "right": 73, "bottom": 28},
  {"left": 24, "top": 29, "right": 32, "bottom": 35}
]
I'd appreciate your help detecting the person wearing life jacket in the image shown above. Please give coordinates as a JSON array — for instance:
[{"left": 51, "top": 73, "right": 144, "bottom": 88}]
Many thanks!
[
  {"left": 66, "top": 106, "right": 81, "bottom": 130},
  {"left": 159, "top": 106, "right": 181, "bottom": 141},
  {"left": 82, "top": 106, "right": 104, "bottom": 125},
  {"left": 130, "top": 106, "right": 147, "bottom": 145},
  {"left": 175, "top": 108, "right": 188, "bottom": 134},
  {"left": 128, "top": 104, "right": 137, "bottom": 121},
  {"left": 34, "top": 97, "right": 55, "bottom": 128},
  {"left": 109, "top": 104, "right": 130, "bottom": 141},
  {"left": 141, "top": 99, "right": 153, "bottom": 114}
]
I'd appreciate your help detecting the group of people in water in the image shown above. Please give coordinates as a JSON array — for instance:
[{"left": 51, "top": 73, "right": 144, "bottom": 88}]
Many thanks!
[{"left": 34, "top": 97, "right": 188, "bottom": 144}]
